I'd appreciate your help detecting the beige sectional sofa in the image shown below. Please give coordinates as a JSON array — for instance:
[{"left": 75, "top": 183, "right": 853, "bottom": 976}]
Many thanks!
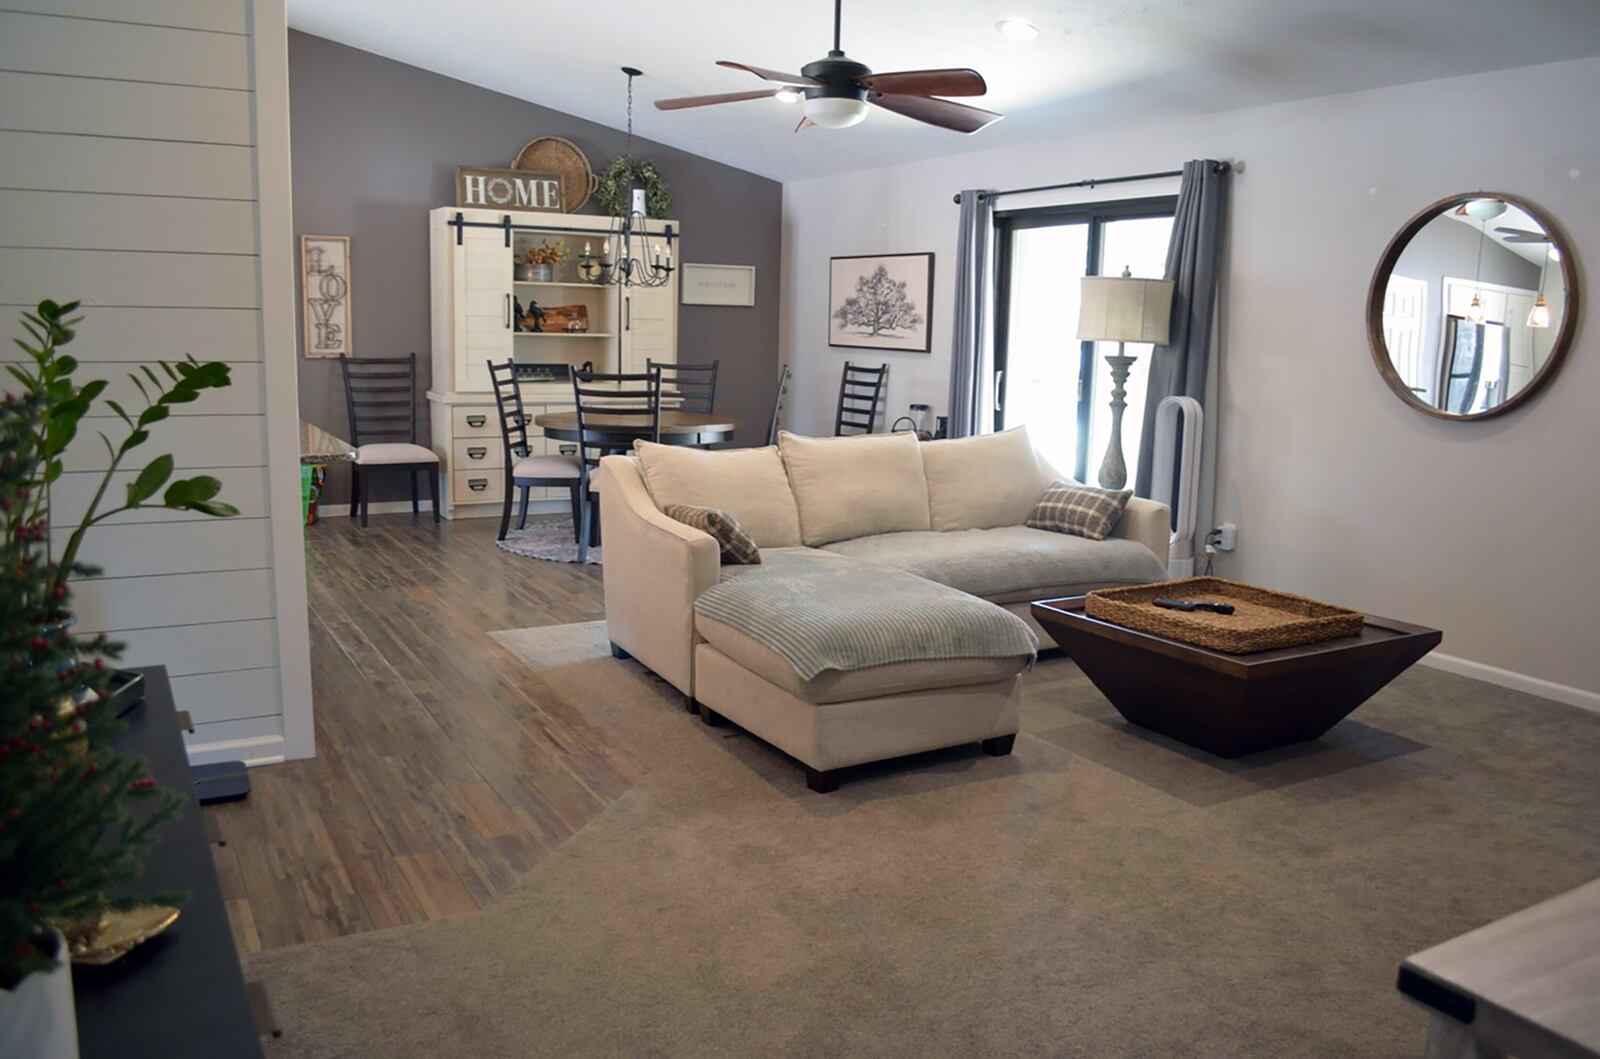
[{"left": 597, "top": 427, "right": 1170, "bottom": 790}]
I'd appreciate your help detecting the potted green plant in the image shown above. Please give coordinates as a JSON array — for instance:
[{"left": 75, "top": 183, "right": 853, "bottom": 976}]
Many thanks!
[{"left": 0, "top": 300, "right": 238, "bottom": 1058}]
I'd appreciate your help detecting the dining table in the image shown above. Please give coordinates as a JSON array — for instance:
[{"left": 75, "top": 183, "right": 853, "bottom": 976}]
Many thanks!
[{"left": 533, "top": 410, "right": 742, "bottom": 449}]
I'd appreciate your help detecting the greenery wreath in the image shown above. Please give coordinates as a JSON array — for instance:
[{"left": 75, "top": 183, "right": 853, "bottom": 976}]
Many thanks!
[{"left": 596, "top": 156, "right": 672, "bottom": 218}]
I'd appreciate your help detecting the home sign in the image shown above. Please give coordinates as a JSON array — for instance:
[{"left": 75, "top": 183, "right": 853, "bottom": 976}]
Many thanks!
[{"left": 455, "top": 166, "right": 564, "bottom": 212}]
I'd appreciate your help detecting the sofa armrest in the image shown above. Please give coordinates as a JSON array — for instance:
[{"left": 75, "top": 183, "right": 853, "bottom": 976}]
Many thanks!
[
  {"left": 597, "top": 454, "right": 720, "bottom": 696},
  {"left": 1113, "top": 497, "right": 1171, "bottom": 566}
]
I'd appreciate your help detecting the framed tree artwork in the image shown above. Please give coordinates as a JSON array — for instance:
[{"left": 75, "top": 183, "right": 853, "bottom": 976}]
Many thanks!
[
  {"left": 300, "top": 234, "right": 352, "bottom": 359},
  {"left": 829, "top": 252, "right": 933, "bottom": 352}
]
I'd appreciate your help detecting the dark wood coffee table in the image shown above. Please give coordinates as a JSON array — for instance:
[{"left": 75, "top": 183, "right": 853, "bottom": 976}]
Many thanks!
[{"left": 1031, "top": 596, "right": 1442, "bottom": 758}]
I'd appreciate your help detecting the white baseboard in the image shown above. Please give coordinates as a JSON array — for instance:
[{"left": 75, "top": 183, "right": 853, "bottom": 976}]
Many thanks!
[
  {"left": 185, "top": 734, "right": 287, "bottom": 767},
  {"left": 323, "top": 499, "right": 435, "bottom": 516},
  {"left": 1419, "top": 650, "right": 1600, "bottom": 716}
]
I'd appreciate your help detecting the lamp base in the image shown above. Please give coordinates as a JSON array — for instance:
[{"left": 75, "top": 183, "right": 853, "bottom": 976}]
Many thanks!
[{"left": 1097, "top": 351, "right": 1137, "bottom": 490}]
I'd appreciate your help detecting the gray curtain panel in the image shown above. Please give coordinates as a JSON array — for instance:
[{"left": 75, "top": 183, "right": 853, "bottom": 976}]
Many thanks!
[
  {"left": 947, "top": 189, "right": 994, "bottom": 438},
  {"left": 1134, "top": 160, "right": 1230, "bottom": 496}
]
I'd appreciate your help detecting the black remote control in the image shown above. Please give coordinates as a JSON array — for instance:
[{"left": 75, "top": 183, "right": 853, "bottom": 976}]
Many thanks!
[{"left": 1153, "top": 598, "right": 1236, "bottom": 615}]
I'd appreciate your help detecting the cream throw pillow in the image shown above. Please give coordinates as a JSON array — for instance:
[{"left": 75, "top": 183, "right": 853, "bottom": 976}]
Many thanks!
[
  {"left": 919, "top": 425, "right": 1051, "bottom": 531},
  {"left": 634, "top": 442, "right": 802, "bottom": 548},
  {"left": 777, "top": 430, "right": 932, "bottom": 546}
]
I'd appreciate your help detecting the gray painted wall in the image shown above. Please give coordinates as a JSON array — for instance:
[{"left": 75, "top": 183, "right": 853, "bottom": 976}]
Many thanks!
[{"left": 287, "top": 31, "right": 782, "bottom": 503}]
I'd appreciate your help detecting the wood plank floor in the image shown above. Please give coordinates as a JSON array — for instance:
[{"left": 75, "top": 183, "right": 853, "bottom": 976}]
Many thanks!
[{"left": 203, "top": 511, "right": 639, "bottom": 954}]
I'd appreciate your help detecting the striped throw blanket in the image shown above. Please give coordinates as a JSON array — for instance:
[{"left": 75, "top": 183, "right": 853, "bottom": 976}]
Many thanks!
[{"left": 697, "top": 549, "right": 1038, "bottom": 681}]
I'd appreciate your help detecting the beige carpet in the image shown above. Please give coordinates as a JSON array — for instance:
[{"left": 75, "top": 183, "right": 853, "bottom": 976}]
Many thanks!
[{"left": 247, "top": 621, "right": 1600, "bottom": 1057}]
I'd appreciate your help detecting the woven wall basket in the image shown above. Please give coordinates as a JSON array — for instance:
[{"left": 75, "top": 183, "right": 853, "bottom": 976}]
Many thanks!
[
  {"left": 512, "top": 137, "right": 599, "bottom": 213},
  {"left": 1085, "top": 577, "right": 1364, "bottom": 654}
]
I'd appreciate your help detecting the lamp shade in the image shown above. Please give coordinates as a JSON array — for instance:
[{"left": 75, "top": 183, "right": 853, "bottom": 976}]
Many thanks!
[{"left": 1076, "top": 272, "right": 1175, "bottom": 344}]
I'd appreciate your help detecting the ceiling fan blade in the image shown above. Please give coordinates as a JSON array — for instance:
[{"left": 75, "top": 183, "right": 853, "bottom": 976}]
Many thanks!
[
  {"left": 655, "top": 89, "right": 780, "bottom": 111},
  {"left": 716, "top": 60, "right": 819, "bottom": 86},
  {"left": 869, "top": 92, "right": 1002, "bottom": 134},
  {"left": 795, "top": 116, "right": 816, "bottom": 132},
  {"left": 1494, "top": 226, "right": 1549, "bottom": 241},
  {"left": 856, "top": 68, "right": 987, "bottom": 97}
]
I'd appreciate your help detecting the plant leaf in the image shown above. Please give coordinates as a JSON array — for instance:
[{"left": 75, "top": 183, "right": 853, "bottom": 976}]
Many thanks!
[
  {"left": 105, "top": 399, "right": 132, "bottom": 425},
  {"left": 128, "top": 454, "right": 174, "bottom": 506},
  {"left": 186, "top": 499, "right": 239, "bottom": 518}
]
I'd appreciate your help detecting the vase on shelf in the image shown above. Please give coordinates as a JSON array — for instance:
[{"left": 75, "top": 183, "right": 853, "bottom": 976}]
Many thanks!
[
  {"left": 514, "top": 263, "right": 533, "bottom": 281},
  {"left": 530, "top": 264, "right": 554, "bottom": 283},
  {"left": 0, "top": 929, "right": 79, "bottom": 1059}
]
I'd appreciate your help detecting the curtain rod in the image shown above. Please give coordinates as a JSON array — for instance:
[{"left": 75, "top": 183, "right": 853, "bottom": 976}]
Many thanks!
[{"left": 951, "top": 161, "right": 1232, "bottom": 205}]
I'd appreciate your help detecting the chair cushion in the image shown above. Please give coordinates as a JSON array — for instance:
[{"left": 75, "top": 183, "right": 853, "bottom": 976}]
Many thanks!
[
  {"left": 820, "top": 525, "right": 1168, "bottom": 600},
  {"left": 1027, "top": 480, "right": 1132, "bottom": 541},
  {"left": 634, "top": 442, "right": 802, "bottom": 548},
  {"left": 777, "top": 430, "right": 931, "bottom": 546},
  {"left": 919, "top": 426, "right": 1051, "bottom": 531},
  {"left": 662, "top": 504, "right": 761, "bottom": 565},
  {"left": 512, "top": 454, "right": 580, "bottom": 480},
  {"left": 354, "top": 442, "right": 438, "bottom": 466}
]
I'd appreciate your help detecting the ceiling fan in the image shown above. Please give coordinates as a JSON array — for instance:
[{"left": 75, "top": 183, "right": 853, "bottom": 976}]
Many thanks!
[
  {"left": 653, "top": 0, "right": 1002, "bottom": 134},
  {"left": 1494, "top": 226, "right": 1550, "bottom": 244}
]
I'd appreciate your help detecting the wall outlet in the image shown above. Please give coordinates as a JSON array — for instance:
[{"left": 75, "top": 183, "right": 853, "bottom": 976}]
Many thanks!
[{"left": 1214, "top": 523, "right": 1238, "bottom": 551}]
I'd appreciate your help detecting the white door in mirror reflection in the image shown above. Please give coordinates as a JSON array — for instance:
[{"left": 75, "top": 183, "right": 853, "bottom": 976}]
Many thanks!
[{"left": 1382, "top": 275, "right": 1428, "bottom": 398}]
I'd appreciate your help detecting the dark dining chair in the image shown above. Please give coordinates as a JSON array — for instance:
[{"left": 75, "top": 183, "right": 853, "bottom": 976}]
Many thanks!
[
  {"left": 649, "top": 358, "right": 719, "bottom": 415},
  {"left": 487, "top": 359, "right": 582, "bottom": 542},
  {"left": 571, "top": 367, "right": 662, "bottom": 563},
  {"left": 338, "top": 353, "right": 439, "bottom": 527},
  {"left": 834, "top": 361, "right": 888, "bottom": 435},
  {"left": 766, "top": 364, "right": 792, "bottom": 446}
]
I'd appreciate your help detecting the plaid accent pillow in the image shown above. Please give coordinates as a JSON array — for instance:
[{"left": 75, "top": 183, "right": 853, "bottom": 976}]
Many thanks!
[
  {"left": 663, "top": 504, "right": 762, "bottom": 565},
  {"left": 1026, "top": 480, "right": 1132, "bottom": 541}
]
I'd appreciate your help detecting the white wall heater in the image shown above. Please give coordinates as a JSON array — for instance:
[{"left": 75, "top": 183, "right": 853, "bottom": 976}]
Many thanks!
[{"left": 1149, "top": 396, "right": 1203, "bottom": 578}]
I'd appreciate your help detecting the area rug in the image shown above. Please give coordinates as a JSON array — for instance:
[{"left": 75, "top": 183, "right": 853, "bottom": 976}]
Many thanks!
[
  {"left": 493, "top": 515, "right": 600, "bottom": 564},
  {"left": 244, "top": 622, "right": 1600, "bottom": 1058}
]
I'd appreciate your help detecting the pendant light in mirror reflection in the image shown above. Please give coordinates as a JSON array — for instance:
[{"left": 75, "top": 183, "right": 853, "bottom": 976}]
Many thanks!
[{"left": 1368, "top": 193, "right": 1579, "bottom": 421}]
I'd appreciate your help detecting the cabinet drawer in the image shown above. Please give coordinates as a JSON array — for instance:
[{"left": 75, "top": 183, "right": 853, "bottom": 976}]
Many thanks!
[
  {"left": 452, "top": 469, "right": 503, "bottom": 504},
  {"left": 453, "top": 439, "right": 503, "bottom": 470},
  {"left": 452, "top": 406, "right": 499, "bottom": 437}
]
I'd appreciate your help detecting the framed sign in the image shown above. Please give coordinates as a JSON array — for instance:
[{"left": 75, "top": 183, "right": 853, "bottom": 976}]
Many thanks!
[
  {"left": 829, "top": 252, "right": 933, "bottom": 352},
  {"left": 300, "top": 234, "right": 351, "bottom": 359},
  {"left": 681, "top": 263, "right": 756, "bottom": 306},
  {"left": 455, "top": 166, "right": 564, "bottom": 212}
]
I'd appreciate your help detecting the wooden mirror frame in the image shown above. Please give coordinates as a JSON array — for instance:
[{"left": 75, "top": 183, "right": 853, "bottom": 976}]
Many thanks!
[{"left": 1366, "top": 191, "right": 1580, "bottom": 421}]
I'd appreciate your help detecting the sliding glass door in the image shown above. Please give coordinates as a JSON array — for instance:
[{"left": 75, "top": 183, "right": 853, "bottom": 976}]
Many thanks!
[{"left": 992, "top": 197, "right": 1176, "bottom": 483}]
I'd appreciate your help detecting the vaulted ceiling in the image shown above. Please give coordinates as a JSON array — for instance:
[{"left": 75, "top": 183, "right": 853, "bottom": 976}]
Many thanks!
[{"left": 289, "top": 0, "right": 1600, "bottom": 181}]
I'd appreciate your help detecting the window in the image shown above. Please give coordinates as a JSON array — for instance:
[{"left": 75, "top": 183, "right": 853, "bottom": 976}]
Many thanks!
[{"left": 992, "top": 197, "right": 1176, "bottom": 483}]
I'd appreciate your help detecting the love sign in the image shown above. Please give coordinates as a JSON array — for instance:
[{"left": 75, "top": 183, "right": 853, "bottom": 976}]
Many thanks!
[
  {"left": 455, "top": 166, "right": 565, "bottom": 212},
  {"left": 300, "top": 234, "right": 352, "bottom": 359}
]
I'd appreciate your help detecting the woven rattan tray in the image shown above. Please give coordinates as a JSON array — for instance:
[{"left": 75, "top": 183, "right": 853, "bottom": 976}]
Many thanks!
[{"left": 1084, "top": 577, "right": 1364, "bottom": 654}]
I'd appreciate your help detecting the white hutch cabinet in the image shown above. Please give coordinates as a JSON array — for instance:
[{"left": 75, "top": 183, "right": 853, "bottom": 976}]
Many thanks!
[{"left": 426, "top": 206, "right": 679, "bottom": 518}]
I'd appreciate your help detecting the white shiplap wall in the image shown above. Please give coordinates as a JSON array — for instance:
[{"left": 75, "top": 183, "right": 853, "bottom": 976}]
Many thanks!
[{"left": 0, "top": 1, "right": 313, "bottom": 763}]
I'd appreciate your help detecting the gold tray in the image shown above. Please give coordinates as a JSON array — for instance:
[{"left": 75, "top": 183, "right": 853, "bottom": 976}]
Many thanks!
[
  {"left": 65, "top": 905, "right": 180, "bottom": 965},
  {"left": 1085, "top": 577, "right": 1364, "bottom": 654}
]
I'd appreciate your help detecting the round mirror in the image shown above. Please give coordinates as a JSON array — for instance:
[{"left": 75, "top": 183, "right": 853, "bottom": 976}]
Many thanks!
[{"left": 1367, "top": 192, "right": 1578, "bottom": 420}]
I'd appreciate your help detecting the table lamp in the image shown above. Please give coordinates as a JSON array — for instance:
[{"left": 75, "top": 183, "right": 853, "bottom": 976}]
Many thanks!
[{"left": 1077, "top": 267, "right": 1175, "bottom": 489}]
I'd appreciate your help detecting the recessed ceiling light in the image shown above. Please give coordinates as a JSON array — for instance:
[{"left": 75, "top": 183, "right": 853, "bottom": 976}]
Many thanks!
[
  {"left": 775, "top": 86, "right": 804, "bottom": 104},
  {"left": 995, "top": 17, "right": 1039, "bottom": 40}
]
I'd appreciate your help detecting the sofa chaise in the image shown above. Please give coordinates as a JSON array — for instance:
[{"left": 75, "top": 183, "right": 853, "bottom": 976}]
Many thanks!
[{"left": 598, "top": 426, "right": 1170, "bottom": 790}]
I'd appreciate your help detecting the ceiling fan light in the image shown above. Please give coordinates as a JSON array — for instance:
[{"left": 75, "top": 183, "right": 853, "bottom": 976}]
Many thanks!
[
  {"left": 995, "top": 17, "right": 1039, "bottom": 40},
  {"left": 803, "top": 95, "right": 869, "bottom": 128},
  {"left": 775, "top": 86, "right": 804, "bottom": 104},
  {"left": 1527, "top": 295, "right": 1551, "bottom": 329}
]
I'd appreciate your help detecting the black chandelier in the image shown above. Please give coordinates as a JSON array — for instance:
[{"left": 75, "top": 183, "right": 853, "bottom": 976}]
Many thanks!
[{"left": 577, "top": 67, "right": 674, "bottom": 289}]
